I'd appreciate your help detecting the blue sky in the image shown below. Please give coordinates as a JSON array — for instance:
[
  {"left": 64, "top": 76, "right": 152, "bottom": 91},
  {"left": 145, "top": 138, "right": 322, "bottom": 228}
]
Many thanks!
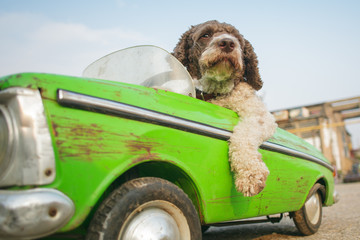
[{"left": 1, "top": 0, "right": 360, "bottom": 147}]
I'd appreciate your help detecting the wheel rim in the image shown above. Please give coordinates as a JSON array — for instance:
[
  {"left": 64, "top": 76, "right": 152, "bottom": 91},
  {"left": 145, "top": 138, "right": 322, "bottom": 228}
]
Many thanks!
[
  {"left": 118, "top": 200, "right": 190, "bottom": 240},
  {"left": 304, "top": 191, "right": 321, "bottom": 225}
]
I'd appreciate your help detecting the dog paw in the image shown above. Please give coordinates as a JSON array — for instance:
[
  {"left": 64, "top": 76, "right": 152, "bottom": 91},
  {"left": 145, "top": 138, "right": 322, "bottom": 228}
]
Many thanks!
[
  {"left": 234, "top": 169, "right": 269, "bottom": 197},
  {"left": 244, "top": 181, "right": 266, "bottom": 197},
  {"left": 235, "top": 179, "right": 266, "bottom": 197}
]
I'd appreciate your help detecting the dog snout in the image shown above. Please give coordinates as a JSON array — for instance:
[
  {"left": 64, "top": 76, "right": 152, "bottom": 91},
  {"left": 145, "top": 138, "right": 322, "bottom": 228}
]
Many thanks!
[{"left": 218, "top": 38, "right": 235, "bottom": 53}]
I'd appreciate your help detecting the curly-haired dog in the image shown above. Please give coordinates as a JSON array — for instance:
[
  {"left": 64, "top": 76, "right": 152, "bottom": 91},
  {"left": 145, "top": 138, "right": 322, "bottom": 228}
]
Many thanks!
[{"left": 173, "top": 20, "right": 277, "bottom": 196}]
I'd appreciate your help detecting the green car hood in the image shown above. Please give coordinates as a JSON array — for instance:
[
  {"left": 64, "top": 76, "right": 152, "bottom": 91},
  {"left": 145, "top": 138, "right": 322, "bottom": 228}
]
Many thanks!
[{"left": 0, "top": 72, "right": 330, "bottom": 165}]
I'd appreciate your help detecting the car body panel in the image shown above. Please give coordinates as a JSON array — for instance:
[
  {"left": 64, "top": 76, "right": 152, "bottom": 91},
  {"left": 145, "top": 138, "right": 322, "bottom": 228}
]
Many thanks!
[{"left": 0, "top": 72, "right": 335, "bottom": 233}]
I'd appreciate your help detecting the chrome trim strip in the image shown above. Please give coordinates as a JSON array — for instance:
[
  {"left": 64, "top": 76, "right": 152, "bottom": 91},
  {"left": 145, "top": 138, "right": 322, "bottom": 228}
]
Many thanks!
[
  {"left": 57, "top": 89, "right": 232, "bottom": 140},
  {"left": 260, "top": 141, "right": 334, "bottom": 172},
  {"left": 57, "top": 89, "right": 334, "bottom": 172}
]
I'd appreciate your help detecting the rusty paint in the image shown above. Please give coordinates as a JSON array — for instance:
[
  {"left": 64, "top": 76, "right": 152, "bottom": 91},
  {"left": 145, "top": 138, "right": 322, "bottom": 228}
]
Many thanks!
[
  {"left": 69, "top": 125, "right": 105, "bottom": 137},
  {"left": 126, "top": 140, "right": 157, "bottom": 153},
  {"left": 51, "top": 119, "right": 132, "bottom": 161},
  {"left": 131, "top": 152, "right": 161, "bottom": 165},
  {"left": 51, "top": 122, "right": 59, "bottom": 137},
  {"left": 38, "top": 87, "right": 52, "bottom": 100},
  {"left": 57, "top": 142, "right": 124, "bottom": 161},
  {"left": 153, "top": 88, "right": 168, "bottom": 94},
  {"left": 48, "top": 207, "right": 58, "bottom": 217},
  {"left": 125, "top": 139, "right": 162, "bottom": 165},
  {"left": 44, "top": 168, "right": 53, "bottom": 177},
  {"left": 114, "top": 91, "right": 122, "bottom": 99}
]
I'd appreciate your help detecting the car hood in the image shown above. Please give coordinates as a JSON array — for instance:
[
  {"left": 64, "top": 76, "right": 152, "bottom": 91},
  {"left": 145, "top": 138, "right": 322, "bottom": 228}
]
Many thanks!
[{"left": 0, "top": 73, "right": 330, "bottom": 166}]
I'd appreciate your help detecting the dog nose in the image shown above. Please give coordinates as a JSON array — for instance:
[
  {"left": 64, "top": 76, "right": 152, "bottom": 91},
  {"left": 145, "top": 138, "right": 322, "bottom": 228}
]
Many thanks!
[{"left": 218, "top": 38, "right": 235, "bottom": 53}]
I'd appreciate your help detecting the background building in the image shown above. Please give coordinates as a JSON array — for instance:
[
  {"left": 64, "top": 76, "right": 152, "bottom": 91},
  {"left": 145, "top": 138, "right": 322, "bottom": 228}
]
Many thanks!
[{"left": 272, "top": 96, "right": 360, "bottom": 178}]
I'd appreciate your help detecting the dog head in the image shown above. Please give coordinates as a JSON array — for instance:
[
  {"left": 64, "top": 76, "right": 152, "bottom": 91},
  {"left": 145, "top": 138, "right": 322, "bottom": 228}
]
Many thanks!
[{"left": 173, "top": 20, "right": 262, "bottom": 95}]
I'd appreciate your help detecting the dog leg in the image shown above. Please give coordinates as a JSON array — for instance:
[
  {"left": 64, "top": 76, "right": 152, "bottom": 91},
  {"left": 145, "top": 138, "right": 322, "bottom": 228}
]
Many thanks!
[
  {"left": 229, "top": 119, "right": 270, "bottom": 196},
  {"left": 210, "top": 82, "right": 277, "bottom": 196}
]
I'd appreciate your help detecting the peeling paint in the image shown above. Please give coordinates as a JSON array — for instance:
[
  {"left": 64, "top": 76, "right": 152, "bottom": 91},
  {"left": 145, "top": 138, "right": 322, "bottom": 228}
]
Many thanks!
[
  {"left": 125, "top": 139, "right": 162, "bottom": 164},
  {"left": 51, "top": 122, "right": 59, "bottom": 137}
]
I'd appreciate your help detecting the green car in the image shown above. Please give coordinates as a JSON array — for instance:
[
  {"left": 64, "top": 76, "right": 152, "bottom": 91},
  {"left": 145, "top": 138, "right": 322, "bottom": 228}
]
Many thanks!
[{"left": 0, "top": 46, "right": 338, "bottom": 240}]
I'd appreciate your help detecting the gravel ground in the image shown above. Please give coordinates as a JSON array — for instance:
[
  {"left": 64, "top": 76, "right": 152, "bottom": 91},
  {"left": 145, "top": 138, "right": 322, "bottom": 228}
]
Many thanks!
[{"left": 203, "top": 182, "right": 360, "bottom": 240}]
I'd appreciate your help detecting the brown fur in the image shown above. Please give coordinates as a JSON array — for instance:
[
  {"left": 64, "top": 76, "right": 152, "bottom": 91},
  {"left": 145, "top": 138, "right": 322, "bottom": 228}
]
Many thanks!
[
  {"left": 173, "top": 20, "right": 263, "bottom": 91},
  {"left": 173, "top": 20, "right": 277, "bottom": 196}
]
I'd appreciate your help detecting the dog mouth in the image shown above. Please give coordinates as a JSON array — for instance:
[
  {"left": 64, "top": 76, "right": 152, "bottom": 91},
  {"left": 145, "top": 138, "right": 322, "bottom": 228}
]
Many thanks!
[
  {"left": 210, "top": 60, "right": 234, "bottom": 74},
  {"left": 215, "top": 56, "right": 237, "bottom": 67},
  {"left": 201, "top": 57, "right": 240, "bottom": 80},
  {"left": 203, "top": 54, "right": 242, "bottom": 72}
]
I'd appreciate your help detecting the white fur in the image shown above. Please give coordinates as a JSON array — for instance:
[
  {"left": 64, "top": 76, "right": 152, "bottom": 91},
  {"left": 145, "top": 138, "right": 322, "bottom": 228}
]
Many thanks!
[
  {"left": 210, "top": 82, "right": 277, "bottom": 196},
  {"left": 201, "top": 34, "right": 243, "bottom": 68},
  {"left": 197, "top": 34, "right": 243, "bottom": 95}
]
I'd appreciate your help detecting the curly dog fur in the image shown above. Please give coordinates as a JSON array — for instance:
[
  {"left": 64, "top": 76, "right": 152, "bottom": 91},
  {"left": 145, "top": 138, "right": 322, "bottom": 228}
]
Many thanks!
[{"left": 173, "top": 20, "right": 277, "bottom": 196}]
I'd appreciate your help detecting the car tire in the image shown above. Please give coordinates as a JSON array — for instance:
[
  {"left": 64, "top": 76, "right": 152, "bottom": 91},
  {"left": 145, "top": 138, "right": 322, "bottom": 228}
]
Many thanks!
[
  {"left": 86, "top": 177, "right": 202, "bottom": 240},
  {"left": 292, "top": 183, "right": 324, "bottom": 235},
  {"left": 201, "top": 225, "right": 210, "bottom": 233}
]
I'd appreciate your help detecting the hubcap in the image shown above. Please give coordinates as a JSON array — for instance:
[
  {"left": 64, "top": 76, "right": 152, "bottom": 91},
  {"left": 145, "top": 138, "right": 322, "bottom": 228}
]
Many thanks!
[
  {"left": 118, "top": 200, "right": 190, "bottom": 240},
  {"left": 304, "top": 192, "right": 321, "bottom": 225}
]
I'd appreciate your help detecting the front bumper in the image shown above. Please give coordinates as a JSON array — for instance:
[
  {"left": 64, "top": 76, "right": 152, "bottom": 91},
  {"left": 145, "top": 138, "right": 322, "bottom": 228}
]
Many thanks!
[{"left": 0, "top": 188, "right": 74, "bottom": 239}]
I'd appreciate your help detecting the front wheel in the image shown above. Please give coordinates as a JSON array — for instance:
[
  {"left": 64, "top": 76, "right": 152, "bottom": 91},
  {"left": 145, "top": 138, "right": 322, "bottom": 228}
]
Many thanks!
[
  {"left": 86, "top": 177, "right": 202, "bottom": 240},
  {"left": 291, "top": 183, "right": 324, "bottom": 235}
]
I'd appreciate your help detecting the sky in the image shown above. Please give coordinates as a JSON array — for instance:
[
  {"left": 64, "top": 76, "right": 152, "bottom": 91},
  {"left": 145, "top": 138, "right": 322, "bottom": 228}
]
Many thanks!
[{"left": 1, "top": 0, "right": 360, "bottom": 147}]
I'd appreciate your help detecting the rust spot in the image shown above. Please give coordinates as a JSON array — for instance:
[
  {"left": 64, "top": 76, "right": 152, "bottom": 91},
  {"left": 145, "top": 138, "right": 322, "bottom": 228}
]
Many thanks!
[
  {"left": 48, "top": 207, "right": 57, "bottom": 217},
  {"left": 114, "top": 91, "right": 122, "bottom": 99},
  {"left": 153, "top": 88, "right": 168, "bottom": 94},
  {"left": 51, "top": 119, "right": 146, "bottom": 161},
  {"left": 38, "top": 87, "right": 48, "bottom": 97},
  {"left": 51, "top": 122, "right": 59, "bottom": 137},
  {"left": 126, "top": 140, "right": 154, "bottom": 154},
  {"left": 44, "top": 168, "right": 53, "bottom": 177},
  {"left": 126, "top": 140, "right": 162, "bottom": 164},
  {"left": 132, "top": 152, "right": 160, "bottom": 165},
  {"left": 68, "top": 124, "right": 104, "bottom": 137},
  {"left": 56, "top": 140, "right": 65, "bottom": 145}
]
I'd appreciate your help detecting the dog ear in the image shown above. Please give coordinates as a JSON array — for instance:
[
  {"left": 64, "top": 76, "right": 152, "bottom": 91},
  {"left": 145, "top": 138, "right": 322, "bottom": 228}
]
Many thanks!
[
  {"left": 172, "top": 28, "right": 193, "bottom": 69},
  {"left": 173, "top": 26, "right": 206, "bottom": 80},
  {"left": 173, "top": 27, "right": 202, "bottom": 79},
  {"left": 243, "top": 39, "right": 263, "bottom": 91}
]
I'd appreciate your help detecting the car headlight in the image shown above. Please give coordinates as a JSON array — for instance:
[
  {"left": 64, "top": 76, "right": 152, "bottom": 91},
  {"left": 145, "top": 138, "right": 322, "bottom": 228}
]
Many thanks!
[{"left": 0, "top": 87, "right": 55, "bottom": 187}]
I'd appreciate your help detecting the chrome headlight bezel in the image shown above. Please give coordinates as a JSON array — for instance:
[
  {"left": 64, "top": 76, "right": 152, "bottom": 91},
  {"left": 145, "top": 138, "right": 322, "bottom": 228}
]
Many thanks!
[{"left": 0, "top": 87, "right": 55, "bottom": 187}]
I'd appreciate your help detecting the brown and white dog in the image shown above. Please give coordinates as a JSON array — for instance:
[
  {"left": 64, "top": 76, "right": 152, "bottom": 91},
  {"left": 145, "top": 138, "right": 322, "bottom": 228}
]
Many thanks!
[{"left": 173, "top": 20, "right": 277, "bottom": 196}]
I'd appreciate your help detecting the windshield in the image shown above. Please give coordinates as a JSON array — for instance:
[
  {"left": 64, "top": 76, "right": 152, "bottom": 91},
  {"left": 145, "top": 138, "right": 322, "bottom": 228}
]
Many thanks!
[{"left": 83, "top": 45, "right": 195, "bottom": 97}]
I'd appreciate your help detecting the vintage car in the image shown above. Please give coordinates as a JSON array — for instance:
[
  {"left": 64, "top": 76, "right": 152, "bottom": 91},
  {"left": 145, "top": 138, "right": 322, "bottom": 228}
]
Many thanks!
[{"left": 0, "top": 46, "right": 338, "bottom": 239}]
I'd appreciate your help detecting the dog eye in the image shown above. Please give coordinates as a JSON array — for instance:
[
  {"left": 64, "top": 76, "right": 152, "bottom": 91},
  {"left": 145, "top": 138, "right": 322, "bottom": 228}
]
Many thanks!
[{"left": 200, "top": 34, "right": 210, "bottom": 39}]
